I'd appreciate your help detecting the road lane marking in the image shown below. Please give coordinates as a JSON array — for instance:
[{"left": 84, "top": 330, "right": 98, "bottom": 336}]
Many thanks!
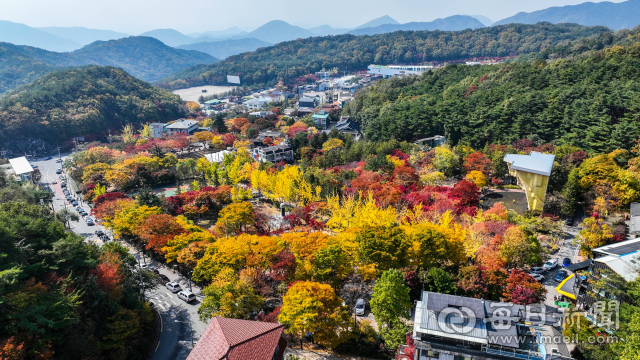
[{"left": 171, "top": 299, "right": 177, "bottom": 305}]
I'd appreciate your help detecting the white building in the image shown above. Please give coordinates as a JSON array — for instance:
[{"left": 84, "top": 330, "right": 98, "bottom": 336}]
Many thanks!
[
  {"left": 150, "top": 123, "right": 166, "bottom": 139},
  {"left": 245, "top": 97, "right": 272, "bottom": 110},
  {"left": 367, "top": 64, "right": 434, "bottom": 78},
  {"left": 165, "top": 119, "right": 199, "bottom": 136}
]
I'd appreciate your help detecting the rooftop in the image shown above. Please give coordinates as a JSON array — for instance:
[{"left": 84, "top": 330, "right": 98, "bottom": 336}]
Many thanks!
[
  {"left": 504, "top": 151, "right": 555, "bottom": 176},
  {"left": 8, "top": 156, "right": 34, "bottom": 175},
  {"left": 166, "top": 119, "right": 199, "bottom": 129},
  {"left": 186, "top": 317, "right": 284, "bottom": 360},
  {"left": 593, "top": 238, "right": 640, "bottom": 257}
]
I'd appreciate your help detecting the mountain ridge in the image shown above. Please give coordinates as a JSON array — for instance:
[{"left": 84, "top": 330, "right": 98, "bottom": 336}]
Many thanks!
[{"left": 349, "top": 15, "right": 485, "bottom": 36}]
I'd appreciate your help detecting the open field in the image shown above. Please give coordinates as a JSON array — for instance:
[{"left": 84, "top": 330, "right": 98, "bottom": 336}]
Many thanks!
[{"left": 172, "top": 85, "right": 236, "bottom": 102}]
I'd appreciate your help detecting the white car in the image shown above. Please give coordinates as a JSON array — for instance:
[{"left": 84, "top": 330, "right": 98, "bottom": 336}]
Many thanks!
[
  {"left": 543, "top": 259, "right": 558, "bottom": 271},
  {"left": 51, "top": 180, "right": 57, "bottom": 184},
  {"left": 178, "top": 290, "right": 196, "bottom": 303},
  {"left": 530, "top": 266, "right": 546, "bottom": 274},
  {"left": 166, "top": 282, "right": 182, "bottom": 293},
  {"left": 529, "top": 273, "right": 545, "bottom": 282}
]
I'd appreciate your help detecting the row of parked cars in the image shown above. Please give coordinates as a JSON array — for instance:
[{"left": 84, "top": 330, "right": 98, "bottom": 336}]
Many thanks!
[{"left": 528, "top": 257, "right": 573, "bottom": 282}]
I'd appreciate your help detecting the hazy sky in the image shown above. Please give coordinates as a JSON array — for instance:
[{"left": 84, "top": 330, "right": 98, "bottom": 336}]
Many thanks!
[{"left": 0, "top": 0, "right": 628, "bottom": 34}]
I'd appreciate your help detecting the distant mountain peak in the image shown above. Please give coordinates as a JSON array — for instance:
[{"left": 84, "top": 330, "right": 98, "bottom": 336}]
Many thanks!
[{"left": 355, "top": 15, "right": 400, "bottom": 29}]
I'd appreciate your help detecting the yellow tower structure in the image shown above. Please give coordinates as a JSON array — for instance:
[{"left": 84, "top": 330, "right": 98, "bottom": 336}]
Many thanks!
[{"left": 503, "top": 151, "right": 555, "bottom": 212}]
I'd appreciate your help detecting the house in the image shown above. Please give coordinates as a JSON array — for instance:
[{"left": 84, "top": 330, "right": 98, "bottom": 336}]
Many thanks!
[
  {"left": 571, "top": 238, "right": 640, "bottom": 310},
  {"left": 412, "top": 291, "right": 570, "bottom": 360},
  {"left": 204, "top": 150, "right": 232, "bottom": 163},
  {"left": 312, "top": 111, "right": 330, "bottom": 130},
  {"left": 333, "top": 116, "right": 361, "bottom": 138},
  {"left": 257, "top": 139, "right": 294, "bottom": 163},
  {"left": 246, "top": 97, "right": 272, "bottom": 110},
  {"left": 257, "top": 130, "right": 283, "bottom": 140},
  {"left": 165, "top": 119, "right": 199, "bottom": 136},
  {"left": 150, "top": 123, "right": 167, "bottom": 139},
  {"left": 297, "top": 97, "right": 316, "bottom": 109},
  {"left": 503, "top": 152, "right": 555, "bottom": 212},
  {"left": 302, "top": 91, "right": 328, "bottom": 105},
  {"left": 186, "top": 317, "right": 286, "bottom": 360},
  {"left": 249, "top": 111, "right": 274, "bottom": 118},
  {"left": 8, "top": 156, "right": 34, "bottom": 181}
]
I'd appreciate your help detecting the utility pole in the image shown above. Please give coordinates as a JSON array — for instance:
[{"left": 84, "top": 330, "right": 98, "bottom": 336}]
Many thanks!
[{"left": 108, "top": 129, "right": 112, "bottom": 144}]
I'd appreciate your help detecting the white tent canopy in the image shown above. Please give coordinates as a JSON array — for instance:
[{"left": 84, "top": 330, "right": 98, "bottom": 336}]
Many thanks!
[{"left": 8, "top": 156, "right": 34, "bottom": 175}]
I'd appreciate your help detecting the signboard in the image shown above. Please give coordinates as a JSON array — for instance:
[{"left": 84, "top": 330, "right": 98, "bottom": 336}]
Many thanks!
[{"left": 227, "top": 75, "right": 241, "bottom": 84}]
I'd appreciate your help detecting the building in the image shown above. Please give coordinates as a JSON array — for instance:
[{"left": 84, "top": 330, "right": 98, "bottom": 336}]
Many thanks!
[
  {"left": 569, "top": 238, "right": 640, "bottom": 311},
  {"left": 257, "top": 130, "right": 283, "bottom": 140},
  {"left": 303, "top": 91, "right": 328, "bottom": 104},
  {"left": 246, "top": 97, "right": 272, "bottom": 110},
  {"left": 332, "top": 116, "right": 361, "bottom": 138},
  {"left": 503, "top": 152, "right": 555, "bottom": 212},
  {"left": 249, "top": 111, "right": 274, "bottom": 118},
  {"left": 165, "top": 119, "right": 199, "bottom": 136},
  {"left": 8, "top": 156, "right": 34, "bottom": 182},
  {"left": 312, "top": 111, "right": 330, "bottom": 129},
  {"left": 630, "top": 202, "right": 640, "bottom": 237},
  {"left": 150, "top": 123, "right": 166, "bottom": 139},
  {"left": 186, "top": 317, "right": 286, "bottom": 360},
  {"left": 414, "top": 136, "right": 446, "bottom": 149},
  {"left": 257, "top": 140, "right": 294, "bottom": 163},
  {"left": 367, "top": 64, "right": 434, "bottom": 78},
  {"left": 412, "top": 291, "right": 570, "bottom": 360},
  {"left": 297, "top": 97, "right": 317, "bottom": 109}
]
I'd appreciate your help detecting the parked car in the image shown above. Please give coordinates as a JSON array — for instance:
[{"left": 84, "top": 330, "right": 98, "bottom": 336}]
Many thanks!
[
  {"left": 562, "top": 258, "right": 572, "bottom": 267},
  {"left": 86, "top": 219, "right": 94, "bottom": 226},
  {"left": 555, "top": 270, "right": 568, "bottom": 282},
  {"left": 152, "top": 269, "right": 160, "bottom": 275},
  {"left": 72, "top": 201, "right": 78, "bottom": 206},
  {"left": 56, "top": 159, "right": 63, "bottom": 163},
  {"left": 61, "top": 183, "right": 67, "bottom": 188},
  {"left": 543, "top": 259, "right": 558, "bottom": 271},
  {"left": 44, "top": 156, "right": 52, "bottom": 160},
  {"left": 95, "top": 230, "right": 105, "bottom": 237},
  {"left": 158, "top": 274, "right": 170, "bottom": 284},
  {"left": 565, "top": 218, "right": 574, "bottom": 226},
  {"left": 51, "top": 180, "right": 57, "bottom": 184},
  {"left": 355, "top": 299, "right": 366, "bottom": 316},
  {"left": 178, "top": 290, "right": 196, "bottom": 303},
  {"left": 166, "top": 282, "right": 181, "bottom": 293},
  {"left": 530, "top": 266, "right": 545, "bottom": 274},
  {"left": 529, "top": 273, "right": 545, "bottom": 282},
  {"left": 56, "top": 168, "right": 62, "bottom": 174}
]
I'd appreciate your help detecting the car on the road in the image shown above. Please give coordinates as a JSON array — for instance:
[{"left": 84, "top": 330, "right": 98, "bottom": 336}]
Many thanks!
[
  {"left": 530, "top": 266, "right": 545, "bottom": 274},
  {"left": 565, "top": 218, "right": 574, "bottom": 226},
  {"left": 71, "top": 201, "right": 78, "bottom": 206},
  {"left": 355, "top": 298, "right": 366, "bottom": 316},
  {"left": 56, "top": 168, "right": 62, "bottom": 174},
  {"left": 543, "top": 259, "right": 558, "bottom": 271},
  {"left": 158, "top": 274, "right": 170, "bottom": 284},
  {"left": 61, "top": 183, "right": 67, "bottom": 188},
  {"left": 555, "top": 269, "right": 568, "bottom": 282},
  {"left": 44, "top": 156, "right": 52, "bottom": 160},
  {"left": 51, "top": 180, "right": 57, "bottom": 184},
  {"left": 529, "top": 273, "right": 545, "bottom": 282},
  {"left": 562, "top": 258, "right": 572, "bottom": 267},
  {"left": 95, "top": 230, "right": 104, "bottom": 237},
  {"left": 178, "top": 290, "right": 196, "bottom": 303},
  {"left": 166, "top": 282, "right": 182, "bottom": 293},
  {"left": 86, "top": 218, "right": 94, "bottom": 226},
  {"left": 56, "top": 159, "right": 63, "bottom": 163}
]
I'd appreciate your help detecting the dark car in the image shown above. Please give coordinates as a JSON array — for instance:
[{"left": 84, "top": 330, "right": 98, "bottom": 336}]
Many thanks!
[
  {"left": 44, "top": 156, "right": 52, "bottom": 160},
  {"left": 95, "top": 230, "right": 104, "bottom": 237},
  {"left": 158, "top": 274, "right": 170, "bottom": 285},
  {"left": 555, "top": 269, "right": 568, "bottom": 282},
  {"left": 562, "top": 258, "right": 572, "bottom": 267},
  {"left": 565, "top": 218, "right": 574, "bottom": 226},
  {"left": 71, "top": 201, "right": 78, "bottom": 206}
]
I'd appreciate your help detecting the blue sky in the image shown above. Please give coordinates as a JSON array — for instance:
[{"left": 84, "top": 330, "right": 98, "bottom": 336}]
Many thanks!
[{"left": 0, "top": 0, "right": 628, "bottom": 34}]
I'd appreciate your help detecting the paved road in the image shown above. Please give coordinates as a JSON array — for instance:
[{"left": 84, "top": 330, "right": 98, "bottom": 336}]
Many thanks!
[{"left": 33, "top": 155, "right": 208, "bottom": 360}]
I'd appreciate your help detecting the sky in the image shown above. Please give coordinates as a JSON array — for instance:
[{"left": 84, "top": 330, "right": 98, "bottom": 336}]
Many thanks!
[{"left": 0, "top": 0, "right": 629, "bottom": 34}]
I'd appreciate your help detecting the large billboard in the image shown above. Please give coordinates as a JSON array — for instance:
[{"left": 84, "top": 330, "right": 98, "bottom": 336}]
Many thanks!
[{"left": 227, "top": 75, "right": 241, "bottom": 84}]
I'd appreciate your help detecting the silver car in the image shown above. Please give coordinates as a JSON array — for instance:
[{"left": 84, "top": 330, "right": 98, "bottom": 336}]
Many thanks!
[{"left": 166, "top": 282, "right": 182, "bottom": 293}]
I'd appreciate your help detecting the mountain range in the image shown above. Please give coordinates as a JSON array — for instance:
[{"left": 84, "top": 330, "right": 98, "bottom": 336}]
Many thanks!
[
  {"left": 0, "top": 36, "right": 217, "bottom": 93},
  {"left": 177, "top": 38, "right": 273, "bottom": 59},
  {"left": 348, "top": 16, "right": 485, "bottom": 36},
  {"left": 38, "top": 26, "right": 129, "bottom": 46},
  {"left": 494, "top": 0, "right": 640, "bottom": 30}
]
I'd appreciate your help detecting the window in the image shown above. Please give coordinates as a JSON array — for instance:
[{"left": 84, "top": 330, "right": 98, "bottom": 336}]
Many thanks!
[
  {"left": 421, "top": 349, "right": 440, "bottom": 358},
  {"left": 453, "top": 356, "right": 472, "bottom": 360}
]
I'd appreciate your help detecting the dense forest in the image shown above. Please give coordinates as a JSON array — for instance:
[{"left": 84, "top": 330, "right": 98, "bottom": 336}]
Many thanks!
[
  {"left": 160, "top": 22, "right": 609, "bottom": 89},
  {"left": 347, "top": 34, "right": 640, "bottom": 153},
  {"left": 0, "top": 37, "right": 217, "bottom": 93},
  {"left": 0, "top": 170, "right": 158, "bottom": 359},
  {"left": 0, "top": 66, "right": 184, "bottom": 144}
]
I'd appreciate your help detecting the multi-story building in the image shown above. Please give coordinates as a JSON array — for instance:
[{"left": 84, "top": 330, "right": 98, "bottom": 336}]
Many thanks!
[
  {"left": 367, "top": 64, "right": 434, "bottom": 78},
  {"left": 164, "top": 119, "right": 199, "bottom": 136},
  {"left": 411, "top": 291, "right": 571, "bottom": 360}
]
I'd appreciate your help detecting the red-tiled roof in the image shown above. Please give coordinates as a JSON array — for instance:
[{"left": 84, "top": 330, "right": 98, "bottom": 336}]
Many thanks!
[{"left": 187, "top": 317, "right": 285, "bottom": 360}]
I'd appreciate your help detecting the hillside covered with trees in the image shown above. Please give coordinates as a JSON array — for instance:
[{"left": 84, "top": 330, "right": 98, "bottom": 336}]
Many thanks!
[
  {"left": 0, "top": 66, "right": 184, "bottom": 144},
  {"left": 347, "top": 32, "right": 640, "bottom": 153},
  {"left": 0, "top": 36, "right": 217, "bottom": 93},
  {"left": 0, "top": 170, "right": 158, "bottom": 358},
  {"left": 160, "top": 22, "right": 609, "bottom": 89}
]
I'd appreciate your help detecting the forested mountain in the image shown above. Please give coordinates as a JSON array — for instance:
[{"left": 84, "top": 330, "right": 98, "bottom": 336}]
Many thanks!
[
  {"left": 347, "top": 29, "right": 640, "bottom": 153},
  {"left": 138, "top": 28, "right": 212, "bottom": 47},
  {"left": 178, "top": 38, "right": 272, "bottom": 59},
  {"left": 0, "top": 36, "right": 217, "bottom": 93},
  {"left": 0, "top": 20, "right": 81, "bottom": 52},
  {"left": 348, "top": 15, "right": 485, "bottom": 36},
  {"left": 308, "top": 25, "right": 350, "bottom": 36},
  {"left": 354, "top": 15, "right": 400, "bottom": 29},
  {"left": 160, "top": 23, "right": 609, "bottom": 90},
  {"left": 246, "top": 20, "right": 314, "bottom": 44},
  {"left": 0, "top": 66, "right": 184, "bottom": 144},
  {"left": 38, "top": 26, "right": 129, "bottom": 46},
  {"left": 0, "top": 46, "right": 56, "bottom": 93},
  {"left": 189, "top": 27, "right": 248, "bottom": 39},
  {"left": 494, "top": 0, "right": 640, "bottom": 30}
]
